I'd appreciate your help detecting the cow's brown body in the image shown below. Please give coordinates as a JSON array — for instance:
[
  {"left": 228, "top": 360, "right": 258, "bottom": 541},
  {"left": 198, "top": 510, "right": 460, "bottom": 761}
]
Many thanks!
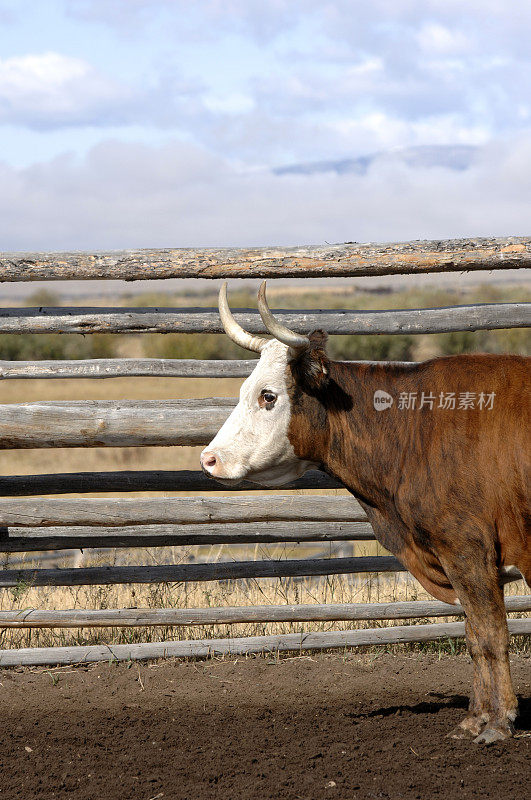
[
  {"left": 203, "top": 284, "right": 530, "bottom": 744},
  {"left": 288, "top": 342, "right": 530, "bottom": 742}
]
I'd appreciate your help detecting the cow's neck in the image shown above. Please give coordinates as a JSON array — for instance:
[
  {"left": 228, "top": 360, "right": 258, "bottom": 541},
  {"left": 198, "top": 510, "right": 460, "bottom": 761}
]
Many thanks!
[{"left": 287, "top": 360, "right": 405, "bottom": 510}]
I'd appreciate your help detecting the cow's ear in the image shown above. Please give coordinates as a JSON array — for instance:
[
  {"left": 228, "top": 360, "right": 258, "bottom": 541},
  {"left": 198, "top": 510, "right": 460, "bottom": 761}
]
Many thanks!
[{"left": 290, "top": 330, "right": 330, "bottom": 392}]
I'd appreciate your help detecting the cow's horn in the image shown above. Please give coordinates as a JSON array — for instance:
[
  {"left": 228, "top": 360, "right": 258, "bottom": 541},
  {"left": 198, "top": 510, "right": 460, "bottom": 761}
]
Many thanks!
[
  {"left": 218, "top": 282, "right": 267, "bottom": 353},
  {"left": 258, "top": 281, "right": 310, "bottom": 351}
]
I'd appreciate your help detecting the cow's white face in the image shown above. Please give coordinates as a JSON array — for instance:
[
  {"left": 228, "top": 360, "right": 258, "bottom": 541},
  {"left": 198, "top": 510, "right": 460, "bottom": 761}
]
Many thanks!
[{"left": 200, "top": 339, "right": 316, "bottom": 486}]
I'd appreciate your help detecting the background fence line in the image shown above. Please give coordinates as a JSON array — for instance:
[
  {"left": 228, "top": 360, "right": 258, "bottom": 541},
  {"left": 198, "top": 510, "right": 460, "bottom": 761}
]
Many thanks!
[{"left": 0, "top": 237, "right": 528, "bottom": 666}]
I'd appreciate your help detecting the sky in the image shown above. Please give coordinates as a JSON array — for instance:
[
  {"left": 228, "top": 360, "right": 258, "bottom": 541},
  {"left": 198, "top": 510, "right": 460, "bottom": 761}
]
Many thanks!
[{"left": 0, "top": 0, "right": 530, "bottom": 251}]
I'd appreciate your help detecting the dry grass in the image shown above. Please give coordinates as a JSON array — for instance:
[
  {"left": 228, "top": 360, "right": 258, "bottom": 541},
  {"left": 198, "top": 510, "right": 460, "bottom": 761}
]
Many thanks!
[{"left": 1, "top": 558, "right": 528, "bottom": 653}]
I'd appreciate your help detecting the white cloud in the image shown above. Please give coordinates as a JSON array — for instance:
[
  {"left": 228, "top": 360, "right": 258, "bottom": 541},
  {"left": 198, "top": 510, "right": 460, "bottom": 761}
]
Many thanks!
[
  {"left": 416, "top": 23, "right": 470, "bottom": 55},
  {"left": 203, "top": 92, "right": 255, "bottom": 115},
  {"left": 328, "top": 112, "right": 490, "bottom": 151},
  {"left": 65, "top": 0, "right": 306, "bottom": 40},
  {"left": 1, "top": 134, "right": 530, "bottom": 252},
  {"left": 64, "top": 1, "right": 531, "bottom": 56},
  {"left": 1, "top": 2, "right": 530, "bottom": 173},
  {"left": 0, "top": 52, "right": 136, "bottom": 129},
  {"left": 0, "top": 51, "right": 207, "bottom": 132}
]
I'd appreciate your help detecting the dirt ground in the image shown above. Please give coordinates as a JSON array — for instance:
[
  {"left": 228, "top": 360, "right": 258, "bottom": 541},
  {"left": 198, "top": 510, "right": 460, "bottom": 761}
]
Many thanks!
[{"left": 0, "top": 653, "right": 528, "bottom": 800}]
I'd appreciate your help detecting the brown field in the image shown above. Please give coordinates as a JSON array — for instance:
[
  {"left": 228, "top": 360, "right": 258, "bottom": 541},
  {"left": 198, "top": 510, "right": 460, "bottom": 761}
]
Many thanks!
[{"left": 0, "top": 653, "right": 529, "bottom": 800}]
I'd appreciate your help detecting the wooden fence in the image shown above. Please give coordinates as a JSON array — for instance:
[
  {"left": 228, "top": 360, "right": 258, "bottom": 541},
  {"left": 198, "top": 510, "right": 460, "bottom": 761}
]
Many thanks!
[{"left": 0, "top": 236, "right": 530, "bottom": 666}]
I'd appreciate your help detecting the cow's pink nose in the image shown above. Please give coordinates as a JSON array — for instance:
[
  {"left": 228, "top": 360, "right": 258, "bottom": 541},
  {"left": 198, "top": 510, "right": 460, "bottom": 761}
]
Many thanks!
[{"left": 201, "top": 452, "right": 217, "bottom": 470}]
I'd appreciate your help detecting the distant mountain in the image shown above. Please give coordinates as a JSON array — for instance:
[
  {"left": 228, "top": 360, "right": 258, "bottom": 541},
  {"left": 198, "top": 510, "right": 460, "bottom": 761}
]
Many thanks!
[{"left": 273, "top": 144, "right": 479, "bottom": 176}]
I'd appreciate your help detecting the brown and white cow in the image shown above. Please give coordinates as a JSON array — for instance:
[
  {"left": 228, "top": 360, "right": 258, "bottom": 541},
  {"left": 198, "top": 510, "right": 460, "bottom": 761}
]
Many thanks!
[{"left": 201, "top": 282, "right": 530, "bottom": 744}]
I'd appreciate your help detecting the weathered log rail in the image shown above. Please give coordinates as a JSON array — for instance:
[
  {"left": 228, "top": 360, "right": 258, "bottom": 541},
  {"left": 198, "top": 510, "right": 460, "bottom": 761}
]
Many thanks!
[
  {"left": 0, "top": 521, "right": 371, "bottom": 552},
  {"left": 0, "top": 496, "right": 365, "bottom": 528},
  {"left": 2, "top": 596, "right": 530, "bottom": 628},
  {"left": 1, "top": 620, "right": 530, "bottom": 667},
  {"left": 0, "top": 302, "right": 528, "bottom": 335},
  {"left": 1, "top": 236, "right": 530, "bottom": 281},
  {"left": 0, "top": 237, "right": 528, "bottom": 666},
  {"left": 0, "top": 398, "right": 233, "bottom": 448},
  {"left": 0, "top": 555, "right": 404, "bottom": 587},
  {"left": 0, "top": 358, "right": 409, "bottom": 380},
  {"left": 0, "top": 469, "right": 342, "bottom": 496},
  {"left": 0, "top": 358, "right": 259, "bottom": 379}
]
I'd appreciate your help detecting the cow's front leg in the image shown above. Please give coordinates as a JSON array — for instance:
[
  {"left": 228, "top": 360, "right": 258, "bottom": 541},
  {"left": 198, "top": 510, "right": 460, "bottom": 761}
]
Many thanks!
[
  {"left": 442, "top": 549, "right": 518, "bottom": 743},
  {"left": 448, "top": 617, "right": 488, "bottom": 739},
  {"left": 467, "top": 613, "right": 517, "bottom": 744},
  {"left": 449, "top": 616, "right": 516, "bottom": 741}
]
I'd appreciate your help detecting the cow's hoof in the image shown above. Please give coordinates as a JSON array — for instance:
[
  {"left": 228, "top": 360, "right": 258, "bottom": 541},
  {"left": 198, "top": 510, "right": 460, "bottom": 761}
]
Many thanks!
[
  {"left": 447, "top": 727, "right": 475, "bottom": 740},
  {"left": 473, "top": 723, "right": 514, "bottom": 745},
  {"left": 447, "top": 715, "right": 485, "bottom": 739}
]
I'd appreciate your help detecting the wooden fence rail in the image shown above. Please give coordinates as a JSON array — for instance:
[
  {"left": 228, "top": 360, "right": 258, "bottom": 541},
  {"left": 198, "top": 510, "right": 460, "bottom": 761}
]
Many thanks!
[
  {"left": 1, "top": 558, "right": 523, "bottom": 589},
  {"left": 1, "top": 236, "right": 530, "bottom": 281},
  {"left": 0, "top": 469, "right": 342, "bottom": 496},
  {"left": 2, "top": 619, "right": 530, "bottom": 667},
  {"left": 0, "top": 555, "right": 404, "bottom": 587},
  {"left": 0, "top": 398, "right": 233, "bottom": 448},
  {"left": 1, "top": 596, "right": 530, "bottom": 628},
  {"left": 0, "top": 358, "right": 260, "bottom": 380},
  {"left": 0, "top": 521, "right": 373, "bottom": 552},
  {"left": 0, "top": 496, "right": 365, "bottom": 527},
  {"left": 0, "top": 302, "right": 528, "bottom": 335},
  {"left": 0, "top": 358, "right": 411, "bottom": 380}
]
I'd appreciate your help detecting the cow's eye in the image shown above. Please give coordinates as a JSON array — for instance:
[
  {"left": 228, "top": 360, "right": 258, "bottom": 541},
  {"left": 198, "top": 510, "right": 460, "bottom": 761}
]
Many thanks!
[{"left": 258, "top": 390, "right": 277, "bottom": 408}]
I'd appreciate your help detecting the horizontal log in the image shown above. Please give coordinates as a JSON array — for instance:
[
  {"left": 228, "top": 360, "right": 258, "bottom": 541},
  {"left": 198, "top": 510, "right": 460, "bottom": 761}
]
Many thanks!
[
  {"left": 0, "top": 398, "right": 233, "bottom": 448},
  {"left": 0, "top": 357, "right": 414, "bottom": 381},
  {"left": 0, "top": 496, "right": 365, "bottom": 527},
  {"left": 0, "top": 555, "right": 403, "bottom": 586},
  {"left": 1, "top": 619, "right": 529, "bottom": 666},
  {"left": 1, "top": 237, "right": 530, "bottom": 281},
  {"left": 0, "top": 303, "right": 528, "bottom": 335},
  {"left": 0, "top": 469, "right": 343, "bottom": 496},
  {"left": 0, "top": 358, "right": 258, "bottom": 380},
  {"left": 1, "top": 596, "right": 529, "bottom": 628},
  {"left": 0, "top": 521, "right": 374, "bottom": 552}
]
